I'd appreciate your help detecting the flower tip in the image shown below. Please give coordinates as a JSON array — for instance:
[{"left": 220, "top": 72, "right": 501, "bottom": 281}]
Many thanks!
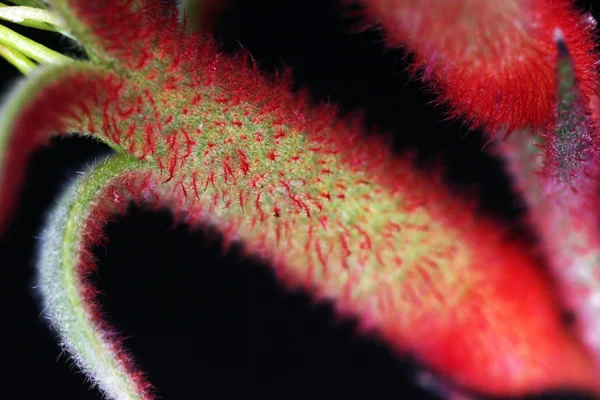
[
  {"left": 554, "top": 28, "right": 569, "bottom": 58},
  {"left": 553, "top": 27, "right": 565, "bottom": 42}
]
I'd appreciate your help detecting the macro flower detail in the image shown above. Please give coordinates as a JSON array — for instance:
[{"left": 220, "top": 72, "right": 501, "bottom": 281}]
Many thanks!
[
  {"left": 357, "top": 0, "right": 600, "bottom": 375},
  {"left": 1, "top": 1, "right": 600, "bottom": 400},
  {"left": 358, "top": 0, "right": 599, "bottom": 132}
]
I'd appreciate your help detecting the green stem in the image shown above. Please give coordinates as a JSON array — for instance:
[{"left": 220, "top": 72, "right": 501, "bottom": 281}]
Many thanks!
[
  {"left": 39, "top": 154, "right": 152, "bottom": 400},
  {"left": 0, "top": 3, "right": 77, "bottom": 41},
  {"left": 0, "top": 41, "right": 34, "bottom": 73},
  {"left": 0, "top": 3, "right": 63, "bottom": 30},
  {"left": 6, "top": 0, "right": 45, "bottom": 8},
  {"left": 0, "top": 22, "right": 70, "bottom": 64}
]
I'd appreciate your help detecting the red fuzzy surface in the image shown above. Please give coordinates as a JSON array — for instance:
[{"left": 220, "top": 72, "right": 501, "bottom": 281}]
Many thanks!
[
  {"left": 0, "top": 69, "right": 121, "bottom": 233},
  {"left": 5, "top": 0, "right": 599, "bottom": 397},
  {"left": 359, "top": 0, "right": 599, "bottom": 132},
  {"left": 73, "top": 168, "right": 600, "bottom": 399},
  {"left": 497, "top": 55, "right": 600, "bottom": 371},
  {"left": 382, "top": 228, "right": 599, "bottom": 395},
  {"left": 0, "top": 69, "right": 155, "bottom": 397},
  {"left": 76, "top": 170, "right": 600, "bottom": 399},
  {"left": 76, "top": 171, "right": 158, "bottom": 400}
]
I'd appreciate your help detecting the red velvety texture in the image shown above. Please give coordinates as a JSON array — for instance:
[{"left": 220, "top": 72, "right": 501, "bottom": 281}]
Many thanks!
[
  {"left": 2, "top": 0, "right": 599, "bottom": 396},
  {"left": 386, "top": 231, "right": 599, "bottom": 396},
  {"left": 0, "top": 70, "right": 120, "bottom": 233},
  {"left": 359, "top": 0, "right": 599, "bottom": 132}
]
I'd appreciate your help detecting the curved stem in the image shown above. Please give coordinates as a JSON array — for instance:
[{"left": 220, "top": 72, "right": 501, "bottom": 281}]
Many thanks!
[{"left": 38, "top": 153, "right": 153, "bottom": 400}]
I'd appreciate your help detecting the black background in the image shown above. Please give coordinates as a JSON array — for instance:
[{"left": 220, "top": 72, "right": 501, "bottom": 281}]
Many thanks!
[{"left": 1, "top": 0, "right": 599, "bottom": 399}]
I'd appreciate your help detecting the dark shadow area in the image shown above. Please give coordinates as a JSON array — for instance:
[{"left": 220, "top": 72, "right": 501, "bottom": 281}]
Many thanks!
[
  {"left": 92, "top": 208, "right": 438, "bottom": 400},
  {"left": 214, "top": 0, "right": 523, "bottom": 221}
]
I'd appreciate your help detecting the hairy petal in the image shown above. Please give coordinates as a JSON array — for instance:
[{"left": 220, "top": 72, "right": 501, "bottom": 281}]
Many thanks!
[
  {"left": 151, "top": 149, "right": 600, "bottom": 397},
  {"left": 47, "top": 0, "right": 161, "bottom": 66},
  {"left": 357, "top": 0, "right": 599, "bottom": 132},
  {"left": 0, "top": 63, "right": 134, "bottom": 233},
  {"left": 104, "top": 30, "right": 600, "bottom": 393},
  {"left": 38, "top": 154, "right": 155, "bottom": 400},
  {"left": 497, "top": 38, "right": 600, "bottom": 368},
  {"left": 39, "top": 125, "right": 600, "bottom": 399}
]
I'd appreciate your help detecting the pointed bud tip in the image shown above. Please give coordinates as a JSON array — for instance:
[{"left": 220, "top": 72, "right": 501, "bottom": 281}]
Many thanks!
[{"left": 554, "top": 28, "right": 570, "bottom": 58}]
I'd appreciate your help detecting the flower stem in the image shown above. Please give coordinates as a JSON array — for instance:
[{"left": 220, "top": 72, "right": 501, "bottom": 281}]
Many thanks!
[
  {"left": 0, "top": 3, "right": 65, "bottom": 30},
  {"left": 39, "top": 154, "right": 153, "bottom": 400},
  {"left": 0, "top": 22, "right": 70, "bottom": 64},
  {"left": 5, "top": 0, "right": 45, "bottom": 8},
  {"left": 0, "top": 41, "right": 34, "bottom": 73}
]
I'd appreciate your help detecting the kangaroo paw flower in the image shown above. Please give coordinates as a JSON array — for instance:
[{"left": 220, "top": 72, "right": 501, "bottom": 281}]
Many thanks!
[{"left": 0, "top": 1, "right": 598, "bottom": 398}]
